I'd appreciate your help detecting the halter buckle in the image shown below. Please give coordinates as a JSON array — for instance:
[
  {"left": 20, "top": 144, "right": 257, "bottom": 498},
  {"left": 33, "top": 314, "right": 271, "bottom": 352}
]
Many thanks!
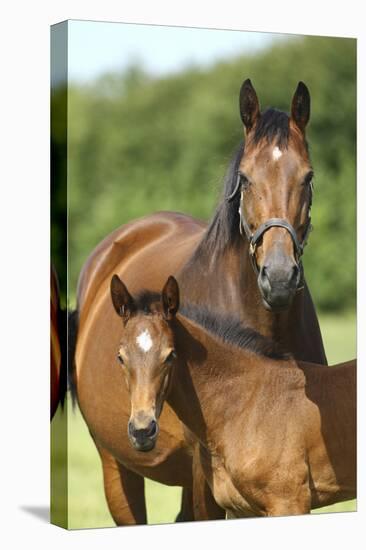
[{"left": 249, "top": 241, "right": 256, "bottom": 256}]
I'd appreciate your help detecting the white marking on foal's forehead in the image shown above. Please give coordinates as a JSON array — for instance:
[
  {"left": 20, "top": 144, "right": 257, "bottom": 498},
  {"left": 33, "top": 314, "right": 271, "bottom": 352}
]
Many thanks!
[
  {"left": 272, "top": 146, "right": 283, "bottom": 161},
  {"left": 136, "top": 329, "right": 153, "bottom": 353}
]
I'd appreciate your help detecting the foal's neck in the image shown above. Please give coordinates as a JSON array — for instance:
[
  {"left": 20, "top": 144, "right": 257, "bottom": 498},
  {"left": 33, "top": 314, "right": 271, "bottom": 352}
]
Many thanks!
[{"left": 167, "top": 316, "right": 296, "bottom": 448}]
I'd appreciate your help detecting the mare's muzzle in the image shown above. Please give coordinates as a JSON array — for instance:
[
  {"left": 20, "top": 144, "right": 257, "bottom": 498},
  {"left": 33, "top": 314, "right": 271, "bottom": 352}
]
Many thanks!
[
  {"left": 241, "top": 216, "right": 310, "bottom": 311},
  {"left": 258, "top": 252, "right": 301, "bottom": 310}
]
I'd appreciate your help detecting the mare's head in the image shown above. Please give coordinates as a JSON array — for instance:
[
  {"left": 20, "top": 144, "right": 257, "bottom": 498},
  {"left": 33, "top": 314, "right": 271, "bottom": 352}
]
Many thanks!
[
  {"left": 110, "top": 275, "right": 179, "bottom": 452},
  {"left": 237, "top": 79, "right": 313, "bottom": 310}
]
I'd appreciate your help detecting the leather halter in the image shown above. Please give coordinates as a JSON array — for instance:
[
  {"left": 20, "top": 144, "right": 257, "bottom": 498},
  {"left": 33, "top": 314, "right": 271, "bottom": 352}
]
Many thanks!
[{"left": 227, "top": 172, "right": 313, "bottom": 289}]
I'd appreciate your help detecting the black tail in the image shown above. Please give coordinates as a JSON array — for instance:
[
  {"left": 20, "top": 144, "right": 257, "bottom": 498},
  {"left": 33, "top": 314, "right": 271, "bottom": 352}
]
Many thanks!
[
  {"left": 67, "top": 309, "right": 79, "bottom": 408},
  {"left": 57, "top": 305, "right": 67, "bottom": 410},
  {"left": 57, "top": 307, "right": 79, "bottom": 410}
]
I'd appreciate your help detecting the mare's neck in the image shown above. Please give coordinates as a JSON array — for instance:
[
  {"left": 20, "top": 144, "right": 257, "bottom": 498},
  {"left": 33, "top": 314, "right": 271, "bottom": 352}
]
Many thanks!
[{"left": 178, "top": 238, "right": 300, "bottom": 343}]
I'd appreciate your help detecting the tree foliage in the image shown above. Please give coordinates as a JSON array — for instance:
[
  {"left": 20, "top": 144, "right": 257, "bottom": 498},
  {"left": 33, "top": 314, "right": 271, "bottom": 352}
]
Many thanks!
[{"left": 63, "top": 35, "right": 356, "bottom": 311}]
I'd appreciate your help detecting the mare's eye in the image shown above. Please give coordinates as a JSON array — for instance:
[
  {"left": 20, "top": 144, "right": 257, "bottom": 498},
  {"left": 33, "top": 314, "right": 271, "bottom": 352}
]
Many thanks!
[
  {"left": 240, "top": 174, "right": 250, "bottom": 190},
  {"left": 303, "top": 172, "right": 314, "bottom": 188},
  {"left": 117, "top": 354, "right": 124, "bottom": 366},
  {"left": 165, "top": 350, "right": 177, "bottom": 364}
]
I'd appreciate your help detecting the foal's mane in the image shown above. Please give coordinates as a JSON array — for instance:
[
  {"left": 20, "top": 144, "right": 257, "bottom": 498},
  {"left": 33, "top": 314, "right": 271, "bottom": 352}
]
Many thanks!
[
  {"left": 190, "top": 108, "right": 296, "bottom": 257},
  {"left": 132, "top": 289, "right": 290, "bottom": 361},
  {"left": 180, "top": 303, "right": 290, "bottom": 360}
]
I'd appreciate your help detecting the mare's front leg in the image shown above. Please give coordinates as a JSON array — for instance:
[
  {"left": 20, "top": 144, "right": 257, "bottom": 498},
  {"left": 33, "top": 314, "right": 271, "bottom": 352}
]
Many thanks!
[
  {"left": 192, "top": 443, "right": 226, "bottom": 521},
  {"left": 96, "top": 442, "right": 147, "bottom": 525},
  {"left": 175, "top": 488, "right": 194, "bottom": 522}
]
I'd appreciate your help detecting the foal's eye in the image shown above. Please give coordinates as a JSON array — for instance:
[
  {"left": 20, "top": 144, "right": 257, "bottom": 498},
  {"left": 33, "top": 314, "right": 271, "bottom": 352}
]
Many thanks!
[
  {"left": 164, "top": 350, "right": 177, "bottom": 364},
  {"left": 117, "top": 354, "right": 124, "bottom": 365}
]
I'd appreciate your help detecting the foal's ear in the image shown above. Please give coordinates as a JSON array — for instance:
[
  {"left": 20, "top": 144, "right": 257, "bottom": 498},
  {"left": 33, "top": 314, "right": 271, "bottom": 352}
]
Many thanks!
[
  {"left": 239, "top": 78, "right": 260, "bottom": 132},
  {"left": 291, "top": 81, "right": 310, "bottom": 132},
  {"left": 161, "top": 276, "right": 180, "bottom": 320},
  {"left": 110, "top": 274, "right": 135, "bottom": 323}
]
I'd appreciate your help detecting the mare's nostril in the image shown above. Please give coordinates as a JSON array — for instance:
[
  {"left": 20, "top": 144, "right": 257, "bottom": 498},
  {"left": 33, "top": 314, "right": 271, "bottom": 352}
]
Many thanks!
[
  {"left": 291, "top": 264, "right": 300, "bottom": 284},
  {"left": 260, "top": 266, "right": 268, "bottom": 281},
  {"left": 259, "top": 266, "right": 272, "bottom": 292}
]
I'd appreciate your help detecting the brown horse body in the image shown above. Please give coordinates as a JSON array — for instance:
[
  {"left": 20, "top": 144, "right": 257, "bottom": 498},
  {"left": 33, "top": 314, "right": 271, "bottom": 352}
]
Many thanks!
[
  {"left": 74, "top": 80, "right": 327, "bottom": 524},
  {"left": 177, "top": 340, "right": 355, "bottom": 517},
  {"left": 109, "top": 277, "right": 356, "bottom": 518},
  {"left": 173, "top": 327, "right": 356, "bottom": 517}
]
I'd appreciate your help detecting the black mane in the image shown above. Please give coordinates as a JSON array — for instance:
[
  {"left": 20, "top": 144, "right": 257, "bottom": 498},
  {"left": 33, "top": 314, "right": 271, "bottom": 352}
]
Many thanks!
[
  {"left": 130, "top": 289, "right": 290, "bottom": 361},
  {"left": 253, "top": 108, "right": 290, "bottom": 148},
  {"left": 180, "top": 303, "right": 290, "bottom": 361},
  {"left": 133, "top": 289, "right": 162, "bottom": 313},
  {"left": 193, "top": 141, "right": 244, "bottom": 256},
  {"left": 189, "top": 108, "right": 293, "bottom": 257}
]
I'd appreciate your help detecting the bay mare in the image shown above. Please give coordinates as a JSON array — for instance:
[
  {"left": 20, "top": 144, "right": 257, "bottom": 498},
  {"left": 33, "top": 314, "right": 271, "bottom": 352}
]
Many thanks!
[
  {"left": 74, "top": 80, "right": 327, "bottom": 523},
  {"left": 110, "top": 275, "right": 356, "bottom": 518}
]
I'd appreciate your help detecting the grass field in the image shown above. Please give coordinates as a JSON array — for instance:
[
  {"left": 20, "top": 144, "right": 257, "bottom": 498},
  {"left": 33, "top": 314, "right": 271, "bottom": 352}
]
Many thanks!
[{"left": 51, "top": 312, "right": 356, "bottom": 529}]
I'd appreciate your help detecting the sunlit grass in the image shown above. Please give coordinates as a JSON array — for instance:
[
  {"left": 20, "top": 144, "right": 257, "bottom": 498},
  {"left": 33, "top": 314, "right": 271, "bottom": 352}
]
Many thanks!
[{"left": 318, "top": 312, "right": 356, "bottom": 365}]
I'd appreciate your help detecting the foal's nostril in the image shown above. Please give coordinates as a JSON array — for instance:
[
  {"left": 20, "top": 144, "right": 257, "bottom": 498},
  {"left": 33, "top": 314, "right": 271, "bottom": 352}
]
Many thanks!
[
  {"left": 145, "top": 419, "right": 158, "bottom": 438},
  {"left": 128, "top": 419, "right": 158, "bottom": 440}
]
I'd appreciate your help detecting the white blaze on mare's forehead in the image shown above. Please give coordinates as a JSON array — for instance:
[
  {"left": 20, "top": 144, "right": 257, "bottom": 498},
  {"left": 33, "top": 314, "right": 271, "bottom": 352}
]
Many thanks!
[
  {"left": 272, "top": 146, "right": 283, "bottom": 161},
  {"left": 136, "top": 329, "right": 153, "bottom": 353}
]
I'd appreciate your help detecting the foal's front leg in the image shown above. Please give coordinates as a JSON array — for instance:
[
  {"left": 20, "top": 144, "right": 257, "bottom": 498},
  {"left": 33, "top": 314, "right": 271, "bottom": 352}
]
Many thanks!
[
  {"left": 192, "top": 443, "right": 225, "bottom": 521},
  {"left": 266, "top": 499, "right": 311, "bottom": 517},
  {"left": 265, "top": 487, "right": 311, "bottom": 517}
]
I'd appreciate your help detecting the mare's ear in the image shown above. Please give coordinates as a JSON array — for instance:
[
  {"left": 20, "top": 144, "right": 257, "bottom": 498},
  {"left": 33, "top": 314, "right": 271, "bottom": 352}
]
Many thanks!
[
  {"left": 161, "top": 276, "right": 180, "bottom": 320},
  {"left": 291, "top": 81, "right": 310, "bottom": 132},
  {"left": 110, "top": 274, "right": 135, "bottom": 323},
  {"left": 239, "top": 78, "right": 260, "bottom": 132}
]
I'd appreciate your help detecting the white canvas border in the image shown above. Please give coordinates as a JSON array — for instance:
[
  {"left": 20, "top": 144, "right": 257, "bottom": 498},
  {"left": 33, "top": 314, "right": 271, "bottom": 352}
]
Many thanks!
[{"left": 0, "top": 1, "right": 364, "bottom": 549}]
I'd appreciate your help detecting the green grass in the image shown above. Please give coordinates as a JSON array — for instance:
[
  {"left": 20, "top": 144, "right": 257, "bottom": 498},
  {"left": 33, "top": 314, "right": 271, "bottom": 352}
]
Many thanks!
[
  {"left": 317, "top": 312, "right": 356, "bottom": 365},
  {"left": 52, "top": 313, "right": 356, "bottom": 529}
]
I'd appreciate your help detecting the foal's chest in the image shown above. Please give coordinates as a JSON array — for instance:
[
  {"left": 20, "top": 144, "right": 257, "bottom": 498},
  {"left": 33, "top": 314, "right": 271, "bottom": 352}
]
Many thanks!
[{"left": 201, "top": 449, "right": 260, "bottom": 517}]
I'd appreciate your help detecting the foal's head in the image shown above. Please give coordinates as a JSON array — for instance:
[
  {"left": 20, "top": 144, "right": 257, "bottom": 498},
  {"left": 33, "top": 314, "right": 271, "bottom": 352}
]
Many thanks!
[
  {"left": 238, "top": 79, "right": 313, "bottom": 310},
  {"left": 110, "top": 275, "right": 179, "bottom": 452}
]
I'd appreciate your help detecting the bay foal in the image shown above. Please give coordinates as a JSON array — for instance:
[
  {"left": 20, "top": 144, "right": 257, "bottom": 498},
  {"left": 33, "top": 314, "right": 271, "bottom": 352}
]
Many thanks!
[{"left": 111, "top": 275, "right": 356, "bottom": 517}]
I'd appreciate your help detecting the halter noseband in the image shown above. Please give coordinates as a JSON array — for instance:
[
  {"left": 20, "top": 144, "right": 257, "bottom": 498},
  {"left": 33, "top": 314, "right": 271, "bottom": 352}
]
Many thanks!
[{"left": 227, "top": 172, "right": 313, "bottom": 290}]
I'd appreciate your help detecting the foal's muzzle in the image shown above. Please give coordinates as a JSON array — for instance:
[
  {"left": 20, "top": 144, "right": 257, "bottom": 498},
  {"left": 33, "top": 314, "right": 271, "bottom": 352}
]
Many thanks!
[{"left": 128, "top": 416, "right": 159, "bottom": 452}]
